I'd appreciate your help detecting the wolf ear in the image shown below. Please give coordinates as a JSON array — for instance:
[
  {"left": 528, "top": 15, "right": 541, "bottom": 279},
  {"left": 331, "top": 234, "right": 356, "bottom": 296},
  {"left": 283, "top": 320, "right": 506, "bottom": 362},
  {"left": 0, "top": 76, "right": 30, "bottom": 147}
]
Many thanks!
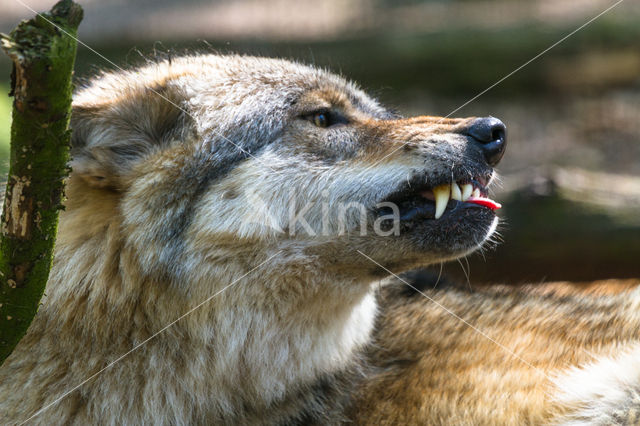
[{"left": 70, "top": 88, "right": 190, "bottom": 190}]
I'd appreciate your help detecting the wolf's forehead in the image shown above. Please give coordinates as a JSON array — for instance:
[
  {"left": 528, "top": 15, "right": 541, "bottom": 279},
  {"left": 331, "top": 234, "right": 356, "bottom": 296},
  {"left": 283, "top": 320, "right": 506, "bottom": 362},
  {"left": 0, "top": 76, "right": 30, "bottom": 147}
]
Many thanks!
[
  {"left": 184, "top": 55, "right": 383, "bottom": 114},
  {"left": 74, "top": 55, "right": 387, "bottom": 119}
]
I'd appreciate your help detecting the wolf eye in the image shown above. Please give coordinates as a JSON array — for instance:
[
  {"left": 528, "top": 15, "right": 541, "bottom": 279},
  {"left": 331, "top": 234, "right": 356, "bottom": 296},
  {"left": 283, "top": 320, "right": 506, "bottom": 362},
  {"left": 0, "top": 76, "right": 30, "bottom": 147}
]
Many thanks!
[
  {"left": 305, "top": 110, "right": 348, "bottom": 128},
  {"left": 313, "top": 112, "right": 329, "bottom": 128}
]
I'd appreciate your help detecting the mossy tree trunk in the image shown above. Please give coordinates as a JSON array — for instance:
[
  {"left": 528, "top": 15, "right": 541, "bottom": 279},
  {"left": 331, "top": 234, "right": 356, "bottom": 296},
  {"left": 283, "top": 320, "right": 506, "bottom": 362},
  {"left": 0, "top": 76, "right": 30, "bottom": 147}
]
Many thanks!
[{"left": 0, "top": 0, "right": 82, "bottom": 364}]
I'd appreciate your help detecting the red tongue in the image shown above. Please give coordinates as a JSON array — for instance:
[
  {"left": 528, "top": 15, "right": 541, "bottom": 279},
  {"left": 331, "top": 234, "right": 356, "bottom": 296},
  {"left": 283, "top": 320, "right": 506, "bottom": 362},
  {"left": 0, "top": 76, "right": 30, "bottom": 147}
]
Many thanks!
[{"left": 466, "top": 196, "right": 502, "bottom": 211}]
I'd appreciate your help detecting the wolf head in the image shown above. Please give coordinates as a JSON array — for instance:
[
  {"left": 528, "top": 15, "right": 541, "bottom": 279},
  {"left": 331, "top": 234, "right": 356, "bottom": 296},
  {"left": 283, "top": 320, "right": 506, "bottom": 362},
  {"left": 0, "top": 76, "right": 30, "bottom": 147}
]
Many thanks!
[{"left": 70, "top": 55, "right": 505, "bottom": 282}]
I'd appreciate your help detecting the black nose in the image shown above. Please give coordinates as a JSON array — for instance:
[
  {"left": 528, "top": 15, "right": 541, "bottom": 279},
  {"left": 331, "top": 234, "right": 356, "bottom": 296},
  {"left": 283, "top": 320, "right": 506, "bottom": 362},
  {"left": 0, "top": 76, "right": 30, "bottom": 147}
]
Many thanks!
[{"left": 466, "top": 117, "right": 507, "bottom": 167}]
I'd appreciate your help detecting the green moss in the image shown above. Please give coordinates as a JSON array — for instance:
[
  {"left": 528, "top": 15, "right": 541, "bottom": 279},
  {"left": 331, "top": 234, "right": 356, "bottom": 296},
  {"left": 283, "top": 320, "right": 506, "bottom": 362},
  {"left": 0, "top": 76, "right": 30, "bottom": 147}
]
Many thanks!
[
  {"left": 0, "top": 0, "right": 82, "bottom": 364},
  {"left": 0, "top": 83, "right": 10, "bottom": 177}
]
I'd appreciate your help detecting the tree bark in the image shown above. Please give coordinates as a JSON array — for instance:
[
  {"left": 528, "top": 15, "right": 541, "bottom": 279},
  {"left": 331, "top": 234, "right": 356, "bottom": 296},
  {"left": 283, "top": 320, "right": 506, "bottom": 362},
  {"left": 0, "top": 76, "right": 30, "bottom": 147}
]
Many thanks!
[{"left": 0, "top": 0, "right": 82, "bottom": 364}]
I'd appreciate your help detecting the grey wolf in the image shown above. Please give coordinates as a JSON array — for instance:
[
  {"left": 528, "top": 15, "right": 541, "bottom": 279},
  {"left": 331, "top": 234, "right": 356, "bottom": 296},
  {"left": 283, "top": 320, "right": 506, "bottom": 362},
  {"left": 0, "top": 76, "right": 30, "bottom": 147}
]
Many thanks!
[{"left": 0, "top": 54, "right": 638, "bottom": 425}]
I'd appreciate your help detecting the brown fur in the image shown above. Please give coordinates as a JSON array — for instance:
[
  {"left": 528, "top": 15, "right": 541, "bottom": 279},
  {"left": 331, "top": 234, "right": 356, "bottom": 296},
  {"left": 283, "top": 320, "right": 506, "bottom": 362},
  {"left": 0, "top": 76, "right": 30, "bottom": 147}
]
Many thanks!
[{"left": 352, "top": 279, "right": 640, "bottom": 425}]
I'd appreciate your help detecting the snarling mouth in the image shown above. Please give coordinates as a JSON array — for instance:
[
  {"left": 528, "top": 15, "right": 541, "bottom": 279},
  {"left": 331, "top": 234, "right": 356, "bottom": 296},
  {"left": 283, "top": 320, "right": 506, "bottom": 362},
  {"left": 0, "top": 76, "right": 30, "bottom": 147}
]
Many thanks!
[{"left": 379, "top": 175, "right": 501, "bottom": 221}]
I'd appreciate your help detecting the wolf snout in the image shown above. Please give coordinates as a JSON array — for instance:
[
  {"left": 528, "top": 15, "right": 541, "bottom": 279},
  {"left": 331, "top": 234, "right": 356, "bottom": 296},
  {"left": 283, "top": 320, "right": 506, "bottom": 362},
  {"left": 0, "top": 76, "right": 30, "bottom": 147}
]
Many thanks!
[{"left": 465, "top": 117, "right": 507, "bottom": 167}]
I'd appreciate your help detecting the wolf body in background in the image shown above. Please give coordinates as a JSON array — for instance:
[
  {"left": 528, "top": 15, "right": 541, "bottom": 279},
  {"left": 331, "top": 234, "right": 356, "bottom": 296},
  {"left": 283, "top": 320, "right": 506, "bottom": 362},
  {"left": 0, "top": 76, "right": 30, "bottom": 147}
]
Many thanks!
[{"left": 0, "top": 55, "right": 638, "bottom": 425}]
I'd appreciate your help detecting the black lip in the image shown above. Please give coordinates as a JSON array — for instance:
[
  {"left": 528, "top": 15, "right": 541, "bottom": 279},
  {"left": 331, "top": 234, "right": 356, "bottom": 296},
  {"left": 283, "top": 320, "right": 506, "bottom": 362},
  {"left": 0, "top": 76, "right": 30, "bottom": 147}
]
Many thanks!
[{"left": 378, "top": 198, "right": 490, "bottom": 222}]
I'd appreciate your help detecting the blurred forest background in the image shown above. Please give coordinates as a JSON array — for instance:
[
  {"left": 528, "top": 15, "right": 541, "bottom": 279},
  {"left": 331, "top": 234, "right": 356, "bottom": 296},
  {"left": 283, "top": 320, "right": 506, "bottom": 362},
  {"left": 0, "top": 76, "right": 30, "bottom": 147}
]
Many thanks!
[{"left": 1, "top": 0, "right": 639, "bottom": 284}]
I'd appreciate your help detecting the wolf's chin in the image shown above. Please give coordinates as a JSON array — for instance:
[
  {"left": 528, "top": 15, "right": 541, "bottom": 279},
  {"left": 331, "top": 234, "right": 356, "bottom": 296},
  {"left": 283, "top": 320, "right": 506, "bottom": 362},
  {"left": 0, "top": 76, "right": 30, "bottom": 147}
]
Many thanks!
[
  {"left": 394, "top": 212, "right": 499, "bottom": 269},
  {"left": 443, "top": 214, "right": 499, "bottom": 260}
]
